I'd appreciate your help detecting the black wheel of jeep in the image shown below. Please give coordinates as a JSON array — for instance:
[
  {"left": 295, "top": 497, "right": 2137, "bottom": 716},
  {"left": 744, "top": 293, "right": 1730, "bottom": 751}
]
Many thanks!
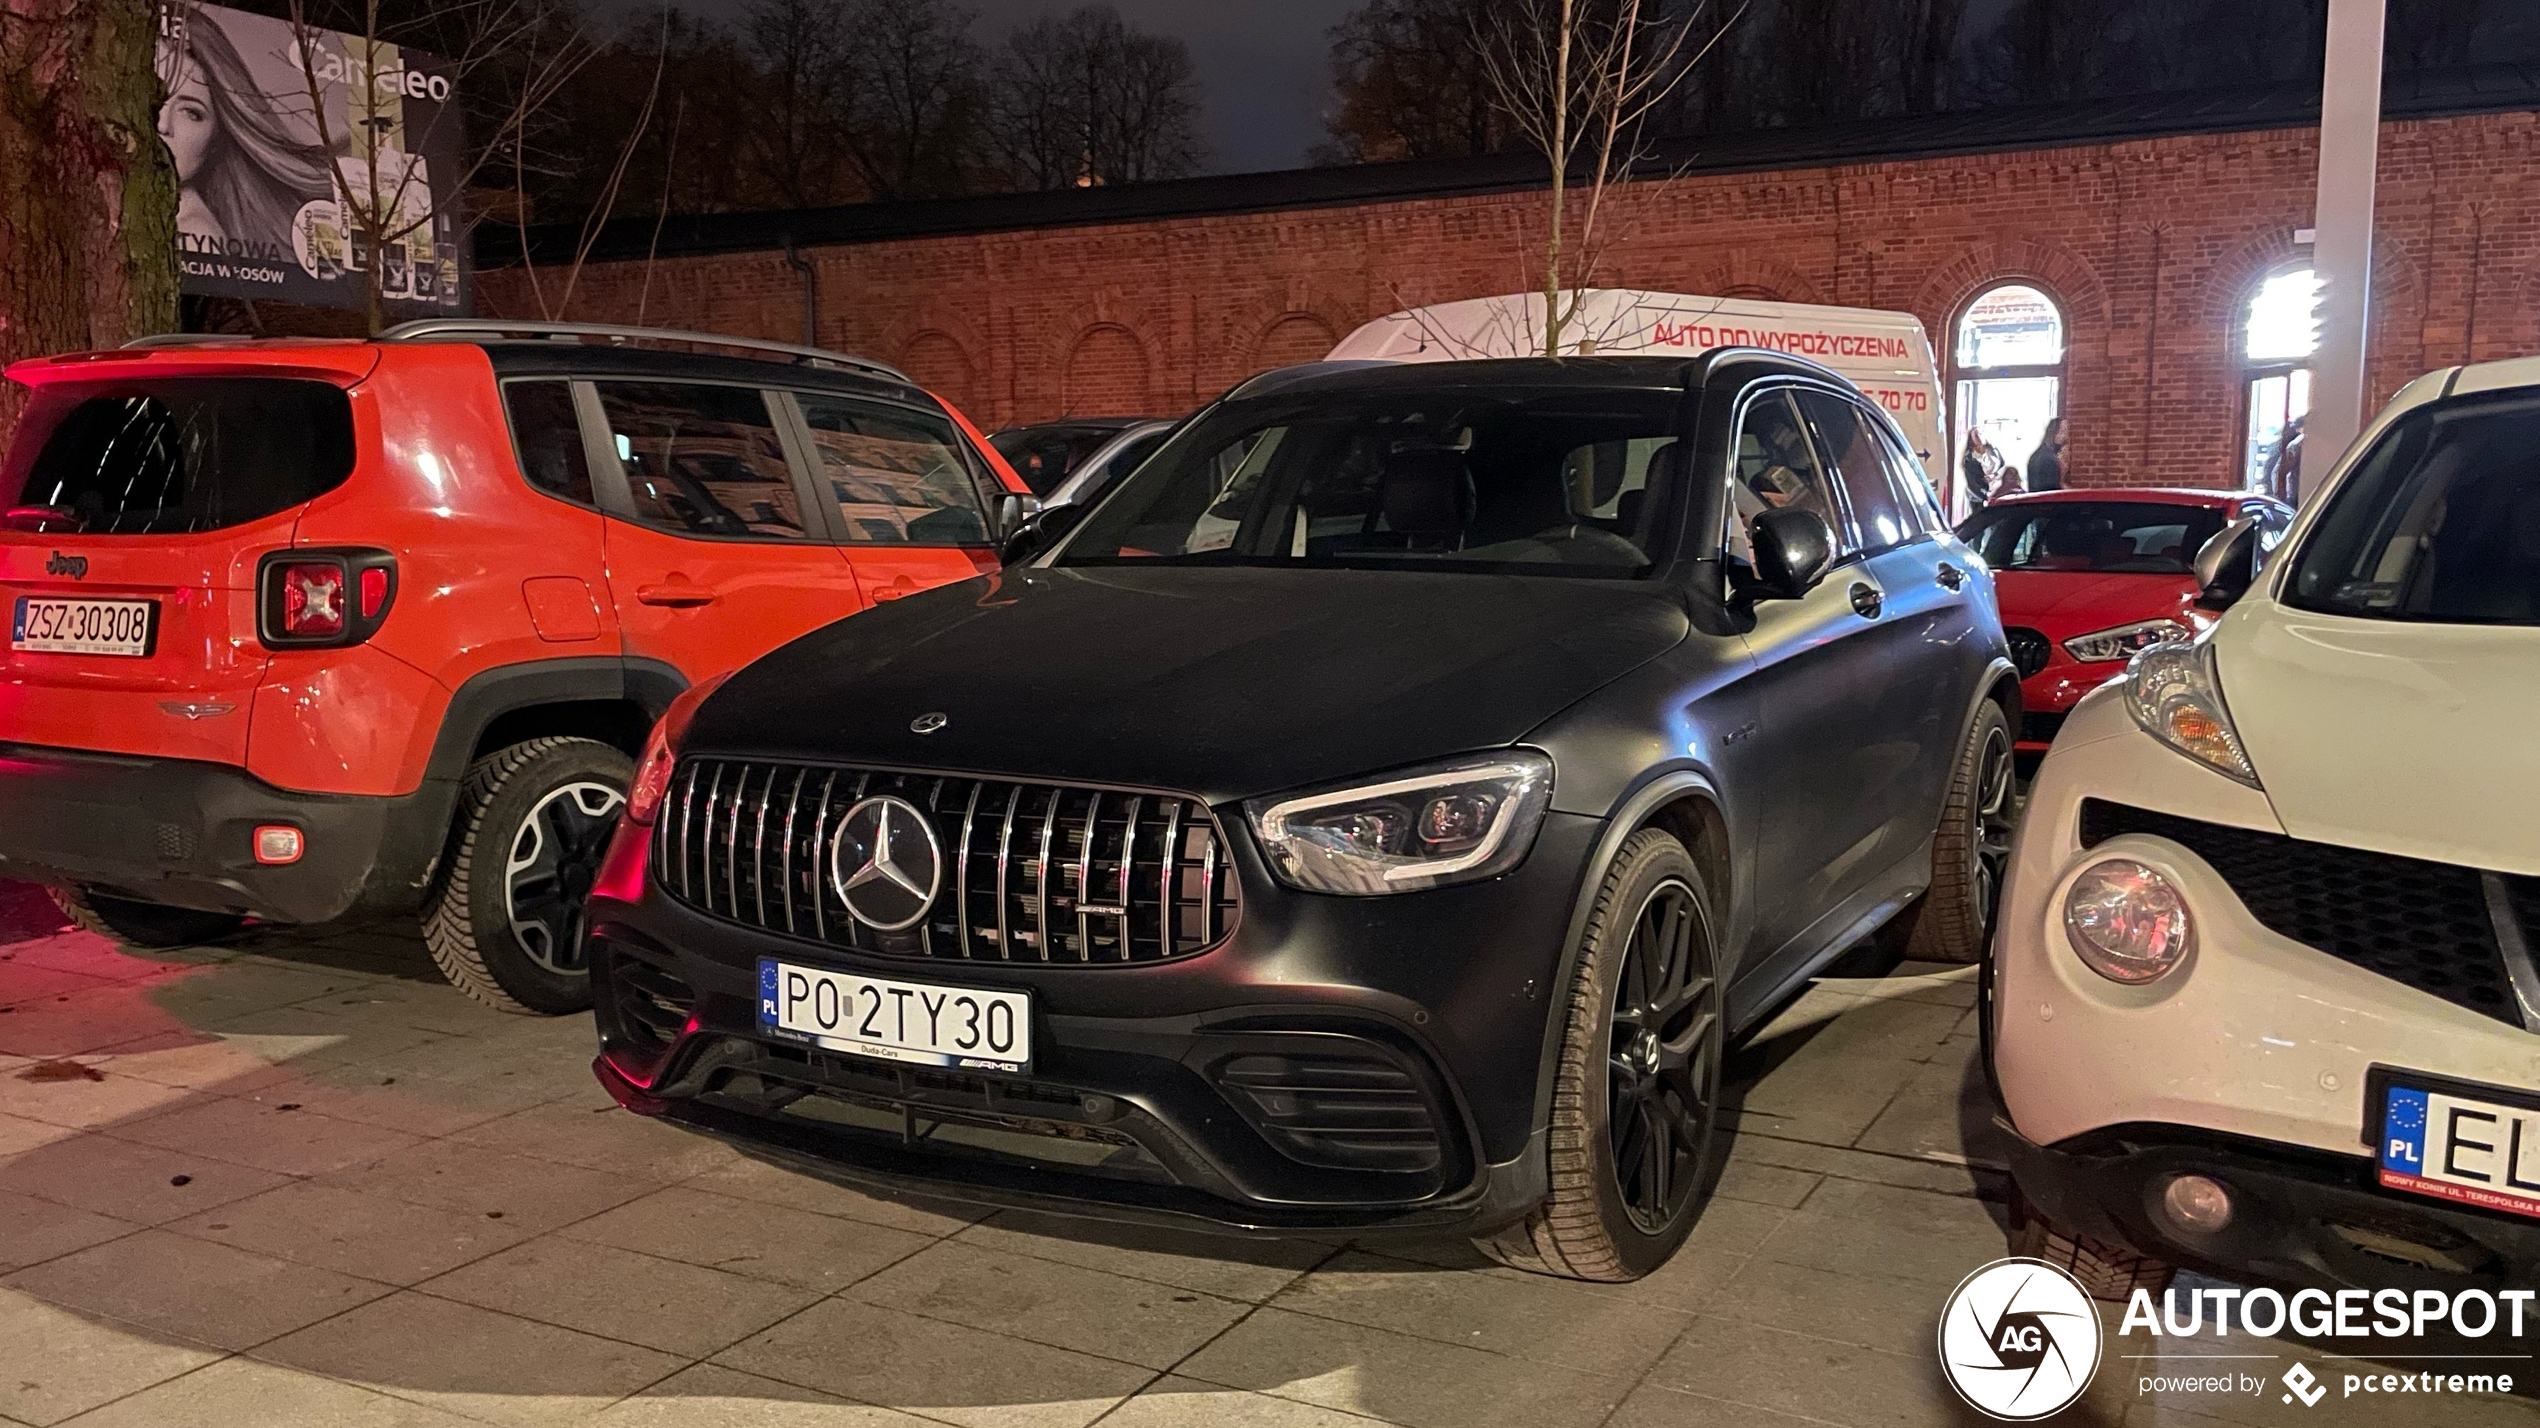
[
  {"left": 1476, "top": 828, "right": 1724, "bottom": 1281},
  {"left": 423, "top": 736, "right": 630, "bottom": 1015},
  {"left": 51, "top": 887, "right": 246, "bottom": 949},
  {"left": 1893, "top": 698, "right": 2016, "bottom": 966}
]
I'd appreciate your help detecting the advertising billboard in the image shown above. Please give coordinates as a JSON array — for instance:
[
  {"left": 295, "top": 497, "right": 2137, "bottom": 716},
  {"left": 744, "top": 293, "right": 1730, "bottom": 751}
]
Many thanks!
[{"left": 156, "top": 2, "right": 468, "bottom": 314}]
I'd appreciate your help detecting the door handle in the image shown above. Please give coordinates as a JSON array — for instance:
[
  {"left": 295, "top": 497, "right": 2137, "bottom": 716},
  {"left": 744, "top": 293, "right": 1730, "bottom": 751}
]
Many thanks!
[
  {"left": 636, "top": 581, "right": 716, "bottom": 608},
  {"left": 1850, "top": 583, "right": 1884, "bottom": 619},
  {"left": 872, "top": 576, "right": 918, "bottom": 602},
  {"left": 1936, "top": 562, "right": 1966, "bottom": 592}
]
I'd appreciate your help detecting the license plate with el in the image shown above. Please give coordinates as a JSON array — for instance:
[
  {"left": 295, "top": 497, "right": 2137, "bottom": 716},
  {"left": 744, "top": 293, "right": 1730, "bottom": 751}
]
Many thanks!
[
  {"left": 758, "top": 959, "right": 1032, "bottom": 1074},
  {"left": 2375, "top": 1070, "right": 2540, "bottom": 1219},
  {"left": 11, "top": 596, "right": 156, "bottom": 657}
]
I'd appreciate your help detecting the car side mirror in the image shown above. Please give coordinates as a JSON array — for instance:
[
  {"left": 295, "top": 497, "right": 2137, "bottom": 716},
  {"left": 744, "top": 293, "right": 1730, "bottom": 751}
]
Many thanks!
[
  {"left": 2193, "top": 515, "right": 2260, "bottom": 610},
  {"left": 1748, "top": 507, "right": 1835, "bottom": 600},
  {"left": 999, "top": 500, "right": 1085, "bottom": 567},
  {"left": 993, "top": 492, "right": 1041, "bottom": 544}
]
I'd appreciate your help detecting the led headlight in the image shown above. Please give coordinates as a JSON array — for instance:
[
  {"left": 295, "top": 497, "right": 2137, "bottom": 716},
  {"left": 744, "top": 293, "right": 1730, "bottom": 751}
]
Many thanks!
[
  {"left": 2124, "top": 638, "right": 2261, "bottom": 787},
  {"left": 2063, "top": 859, "right": 2194, "bottom": 983},
  {"left": 2064, "top": 617, "right": 2194, "bottom": 664},
  {"left": 1248, "top": 751, "right": 1553, "bottom": 895}
]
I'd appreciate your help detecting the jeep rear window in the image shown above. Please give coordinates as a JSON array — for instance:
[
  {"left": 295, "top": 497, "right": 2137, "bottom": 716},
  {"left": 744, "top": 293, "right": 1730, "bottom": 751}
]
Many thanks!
[
  {"left": 3, "top": 377, "right": 355, "bottom": 536},
  {"left": 2286, "top": 392, "right": 2540, "bottom": 625}
]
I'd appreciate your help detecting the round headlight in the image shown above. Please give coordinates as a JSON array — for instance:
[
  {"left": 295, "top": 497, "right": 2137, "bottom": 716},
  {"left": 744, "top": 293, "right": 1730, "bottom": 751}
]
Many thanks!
[{"left": 2063, "top": 859, "right": 2194, "bottom": 983}]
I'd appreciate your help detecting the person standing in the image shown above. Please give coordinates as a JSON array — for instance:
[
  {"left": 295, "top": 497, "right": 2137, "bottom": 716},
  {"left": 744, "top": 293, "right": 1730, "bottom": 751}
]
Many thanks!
[
  {"left": 2026, "top": 418, "right": 2068, "bottom": 492},
  {"left": 1961, "top": 429, "right": 2003, "bottom": 512}
]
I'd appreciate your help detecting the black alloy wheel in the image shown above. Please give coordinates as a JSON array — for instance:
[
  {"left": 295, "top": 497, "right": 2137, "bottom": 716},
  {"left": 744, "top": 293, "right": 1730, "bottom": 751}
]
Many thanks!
[
  {"left": 1898, "top": 698, "right": 2016, "bottom": 965},
  {"left": 1608, "top": 876, "right": 1721, "bottom": 1234},
  {"left": 1970, "top": 719, "right": 2016, "bottom": 935},
  {"left": 1477, "top": 828, "right": 1726, "bottom": 1281},
  {"left": 504, "top": 781, "right": 625, "bottom": 974},
  {"left": 424, "top": 736, "right": 632, "bottom": 1014}
]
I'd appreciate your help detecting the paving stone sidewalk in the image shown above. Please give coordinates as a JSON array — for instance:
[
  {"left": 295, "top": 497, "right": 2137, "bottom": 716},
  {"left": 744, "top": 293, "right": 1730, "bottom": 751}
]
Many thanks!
[{"left": 0, "top": 881, "right": 2529, "bottom": 1427}]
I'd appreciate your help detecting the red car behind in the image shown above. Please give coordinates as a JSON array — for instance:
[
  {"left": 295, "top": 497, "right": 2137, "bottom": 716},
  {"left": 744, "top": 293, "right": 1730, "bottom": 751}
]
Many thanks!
[{"left": 1957, "top": 488, "right": 2293, "bottom": 752}]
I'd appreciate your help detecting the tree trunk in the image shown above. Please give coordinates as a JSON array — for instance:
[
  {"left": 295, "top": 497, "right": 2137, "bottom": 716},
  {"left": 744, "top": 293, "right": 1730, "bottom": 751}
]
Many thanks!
[{"left": 0, "top": 0, "right": 176, "bottom": 436}]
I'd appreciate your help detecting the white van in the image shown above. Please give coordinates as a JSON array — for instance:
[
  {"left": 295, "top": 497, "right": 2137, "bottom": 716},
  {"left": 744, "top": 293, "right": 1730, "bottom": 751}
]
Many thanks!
[{"left": 1329, "top": 290, "right": 1957, "bottom": 513}]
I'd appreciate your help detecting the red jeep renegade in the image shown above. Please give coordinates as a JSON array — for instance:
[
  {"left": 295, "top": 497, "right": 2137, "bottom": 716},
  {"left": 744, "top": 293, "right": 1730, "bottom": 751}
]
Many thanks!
[{"left": 0, "top": 320, "right": 1025, "bottom": 1012}]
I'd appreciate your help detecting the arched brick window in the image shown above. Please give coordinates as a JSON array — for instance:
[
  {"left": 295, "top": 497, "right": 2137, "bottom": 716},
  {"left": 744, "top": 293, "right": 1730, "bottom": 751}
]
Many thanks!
[
  {"left": 898, "top": 331, "right": 979, "bottom": 421},
  {"left": 1063, "top": 325, "right": 1152, "bottom": 416},
  {"left": 2240, "top": 264, "right": 2321, "bottom": 497},
  {"left": 1252, "top": 313, "right": 1337, "bottom": 373},
  {"left": 1952, "top": 283, "right": 2065, "bottom": 498}
]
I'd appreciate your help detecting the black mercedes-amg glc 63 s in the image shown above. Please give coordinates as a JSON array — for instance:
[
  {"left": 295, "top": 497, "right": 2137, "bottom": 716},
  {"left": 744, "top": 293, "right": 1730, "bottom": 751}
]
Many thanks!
[{"left": 586, "top": 351, "right": 2019, "bottom": 1281}]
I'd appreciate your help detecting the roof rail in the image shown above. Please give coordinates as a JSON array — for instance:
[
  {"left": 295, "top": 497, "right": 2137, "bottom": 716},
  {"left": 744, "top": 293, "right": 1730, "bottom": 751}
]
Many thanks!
[
  {"left": 375, "top": 319, "right": 908, "bottom": 381},
  {"left": 120, "top": 333, "right": 259, "bottom": 349}
]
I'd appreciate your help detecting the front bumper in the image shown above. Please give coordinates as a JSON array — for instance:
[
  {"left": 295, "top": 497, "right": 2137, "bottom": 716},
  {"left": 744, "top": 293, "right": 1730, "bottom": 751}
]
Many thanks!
[
  {"left": 1994, "top": 690, "right": 2540, "bottom": 1287},
  {"left": 583, "top": 808, "right": 1600, "bottom": 1235},
  {"left": 2004, "top": 1118, "right": 2540, "bottom": 1294},
  {"left": 0, "top": 740, "right": 449, "bottom": 923},
  {"left": 2014, "top": 661, "right": 2123, "bottom": 751}
]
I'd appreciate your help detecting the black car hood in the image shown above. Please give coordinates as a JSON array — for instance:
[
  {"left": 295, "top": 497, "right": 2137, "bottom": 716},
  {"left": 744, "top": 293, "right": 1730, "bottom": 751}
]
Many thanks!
[{"left": 688, "top": 565, "right": 1689, "bottom": 803}]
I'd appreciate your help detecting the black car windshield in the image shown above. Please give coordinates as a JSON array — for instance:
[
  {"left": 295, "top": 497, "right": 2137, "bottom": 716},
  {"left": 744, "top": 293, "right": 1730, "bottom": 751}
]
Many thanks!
[
  {"left": 1957, "top": 502, "right": 2226, "bottom": 575},
  {"left": 2287, "top": 392, "right": 2540, "bottom": 625},
  {"left": 1056, "top": 386, "right": 1683, "bottom": 577}
]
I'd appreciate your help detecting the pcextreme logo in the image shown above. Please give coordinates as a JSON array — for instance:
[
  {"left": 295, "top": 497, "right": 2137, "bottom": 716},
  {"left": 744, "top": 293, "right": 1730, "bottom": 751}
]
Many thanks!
[{"left": 1938, "top": 1258, "right": 2104, "bottom": 1420}]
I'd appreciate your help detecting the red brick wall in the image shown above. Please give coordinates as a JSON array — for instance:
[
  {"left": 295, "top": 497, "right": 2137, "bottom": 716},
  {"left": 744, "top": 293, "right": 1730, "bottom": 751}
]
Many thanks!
[{"left": 478, "top": 110, "right": 2540, "bottom": 490}]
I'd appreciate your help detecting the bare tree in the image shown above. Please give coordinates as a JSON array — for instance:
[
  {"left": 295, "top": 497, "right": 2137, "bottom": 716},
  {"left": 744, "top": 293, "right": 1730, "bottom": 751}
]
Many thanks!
[
  {"left": 739, "top": 0, "right": 862, "bottom": 208},
  {"left": 1320, "top": 0, "right": 1510, "bottom": 162},
  {"left": 279, "top": 0, "right": 593, "bottom": 332},
  {"left": 1476, "top": 0, "right": 1742, "bottom": 356},
  {"left": 842, "top": 0, "right": 985, "bottom": 200},
  {"left": 0, "top": 0, "right": 175, "bottom": 427},
  {"left": 985, "top": 5, "right": 1202, "bottom": 190}
]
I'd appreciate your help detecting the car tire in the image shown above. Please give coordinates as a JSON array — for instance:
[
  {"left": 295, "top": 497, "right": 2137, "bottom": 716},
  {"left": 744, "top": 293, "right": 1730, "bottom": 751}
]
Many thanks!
[
  {"left": 423, "top": 736, "right": 631, "bottom": 1016},
  {"left": 50, "top": 887, "right": 247, "bottom": 949},
  {"left": 1893, "top": 698, "right": 2016, "bottom": 965},
  {"left": 2007, "top": 1183, "right": 2176, "bottom": 1301},
  {"left": 1475, "top": 828, "right": 1725, "bottom": 1282}
]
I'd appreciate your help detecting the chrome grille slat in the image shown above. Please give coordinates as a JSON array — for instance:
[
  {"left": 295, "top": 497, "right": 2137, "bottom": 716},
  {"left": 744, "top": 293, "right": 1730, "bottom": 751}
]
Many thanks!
[
  {"left": 657, "top": 758, "right": 1234, "bottom": 966},
  {"left": 995, "top": 784, "right": 1020, "bottom": 961},
  {"left": 1157, "top": 802, "right": 1182, "bottom": 962},
  {"left": 779, "top": 767, "right": 807, "bottom": 934},
  {"left": 956, "top": 782, "right": 982, "bottom": 958}
]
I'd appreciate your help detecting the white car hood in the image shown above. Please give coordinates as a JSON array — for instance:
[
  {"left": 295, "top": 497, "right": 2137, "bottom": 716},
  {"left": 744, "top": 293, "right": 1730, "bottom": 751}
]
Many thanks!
[{"left": 2219, "top": 600, "right": 2540, "bottom": 875}]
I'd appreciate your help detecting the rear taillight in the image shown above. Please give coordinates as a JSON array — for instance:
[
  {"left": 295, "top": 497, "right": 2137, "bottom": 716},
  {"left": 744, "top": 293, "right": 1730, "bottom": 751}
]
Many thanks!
[
  {"left": 258, "top": 549, "right": 396, "bottom": 649},
  {"left": 625, "top": 672, "right": 730, "bottom": 825},
  {"left": 277, "top": 563, "right": 345, "bottom": 638}
]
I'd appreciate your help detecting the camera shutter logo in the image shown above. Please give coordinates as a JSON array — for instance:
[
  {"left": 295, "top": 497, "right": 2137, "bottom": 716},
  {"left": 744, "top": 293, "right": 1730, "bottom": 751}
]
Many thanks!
[
  {"left": 830, "top": 796, "right": 944, "bottom": 931},
  {"left": 1938, "top": 1257, "right": 2103, "bottom": 1420}
]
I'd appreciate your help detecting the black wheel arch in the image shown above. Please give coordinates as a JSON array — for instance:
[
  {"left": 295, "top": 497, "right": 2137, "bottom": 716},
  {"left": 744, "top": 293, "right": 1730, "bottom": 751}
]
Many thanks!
[
  {"left": 366, "top": 656, "right": 690, "bottom": 911},
  {"left": 1523, "top": 769, "right": 1731, "bottom": 1157}
]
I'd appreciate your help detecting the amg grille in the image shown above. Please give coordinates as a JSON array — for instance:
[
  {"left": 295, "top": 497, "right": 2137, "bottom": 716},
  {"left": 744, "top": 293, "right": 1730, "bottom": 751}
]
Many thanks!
[
  {"left": 2080, "top": 801, "right": 2537, "bottom": 1028},
  {"left": 2005, "top": 627, "right": 2052, "bottom": 679},
  {"left": 656, "top": 759, "right": 1238, "bottom": 964}
]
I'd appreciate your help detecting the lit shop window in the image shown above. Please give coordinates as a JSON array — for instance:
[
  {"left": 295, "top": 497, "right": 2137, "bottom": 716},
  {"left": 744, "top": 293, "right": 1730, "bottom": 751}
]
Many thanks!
[
  {"left": 1952, "top": 284, "right": 2064, "bottom": 503},
  {"left": 2244, "top": 266, "right": 2321, "bottom": 497}
]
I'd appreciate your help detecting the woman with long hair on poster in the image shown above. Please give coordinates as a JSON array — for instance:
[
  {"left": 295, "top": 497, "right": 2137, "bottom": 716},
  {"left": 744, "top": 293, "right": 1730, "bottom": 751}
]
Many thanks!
[{"left": 157, "top": 8, "right": 335, "bottom": 252}]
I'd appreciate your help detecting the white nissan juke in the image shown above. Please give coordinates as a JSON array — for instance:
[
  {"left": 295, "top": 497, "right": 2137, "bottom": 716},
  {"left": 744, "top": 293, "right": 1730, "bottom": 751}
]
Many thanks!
[{"left": 1992, "top": 357, "right": 2540, "bottom": 1299}]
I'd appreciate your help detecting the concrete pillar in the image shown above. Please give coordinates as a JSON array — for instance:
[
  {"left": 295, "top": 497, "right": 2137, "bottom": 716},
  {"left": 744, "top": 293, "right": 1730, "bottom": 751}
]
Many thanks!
[{"left": 2305, "top": 0, "right": 2386, "bottom": 498}]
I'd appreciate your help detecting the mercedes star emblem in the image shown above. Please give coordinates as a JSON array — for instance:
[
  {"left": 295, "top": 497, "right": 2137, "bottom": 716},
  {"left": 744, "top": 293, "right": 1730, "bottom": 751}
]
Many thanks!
[
  {"left": 910, "top": 712, "right": 949, "bottom": 734},
  {"left": 830, "top": 795, "right": 944, "bottom": 931}
]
